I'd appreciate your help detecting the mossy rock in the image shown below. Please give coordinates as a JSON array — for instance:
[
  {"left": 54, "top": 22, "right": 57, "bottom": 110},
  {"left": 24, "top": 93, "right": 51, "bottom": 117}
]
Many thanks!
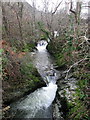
[{"left": 3, "top": 55, "right": 46, "bottom": 105}]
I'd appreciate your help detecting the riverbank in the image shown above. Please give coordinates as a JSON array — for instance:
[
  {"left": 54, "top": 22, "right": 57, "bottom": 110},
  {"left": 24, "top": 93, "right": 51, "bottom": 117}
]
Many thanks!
[
  {"left": 47, "top": 39, "right": 90, "bottom": 120},
  {"left": 2, "top": 42, "right": 46, "bottom": 119}
]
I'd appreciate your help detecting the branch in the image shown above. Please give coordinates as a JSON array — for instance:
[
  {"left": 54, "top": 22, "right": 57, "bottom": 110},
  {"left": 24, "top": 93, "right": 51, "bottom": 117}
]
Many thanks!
[
  {"left": 52, "top": 0, "right": 63, "bottom": 15},
  {"left": 79, "top": 36, "right": 90, "bottom": 46},
  {"left": 69, "top": 0, "right": 76, "bottom": 15},
  {"left": 69, "top": 0, "right": 79, "bottom": 23},
  {"left": 82, "top": 6, "right": 90, "bottom": 8},
  {"left": 65, "top": 57, "right": 89, "bottom": 80},
  {"left": 79, "top": 29, "right": 90, "bottom": 46}
]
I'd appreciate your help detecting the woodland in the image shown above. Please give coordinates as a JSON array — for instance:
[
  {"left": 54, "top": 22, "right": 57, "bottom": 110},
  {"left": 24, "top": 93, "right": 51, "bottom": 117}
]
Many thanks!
[{"left": 1, "top": 0, "right": 90, "bottom": 119}]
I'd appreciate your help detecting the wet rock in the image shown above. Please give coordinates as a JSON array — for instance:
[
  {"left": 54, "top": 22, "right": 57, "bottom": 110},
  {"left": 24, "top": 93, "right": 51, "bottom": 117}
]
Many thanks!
[
  {"left": 52, "top": 97, "right": 64, "bottom": 120},
  {"left": 54, "top": 65, "right": 67, "bottom": 71},
  {"left": 52, "top": 71, "right": 77, "bottom": 120},
  {"left": 3, "top": 72, "right": 46, "bottom": 105}
]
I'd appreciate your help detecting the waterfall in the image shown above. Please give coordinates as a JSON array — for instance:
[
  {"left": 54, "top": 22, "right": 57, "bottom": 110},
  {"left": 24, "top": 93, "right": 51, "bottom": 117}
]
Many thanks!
[
  {"left": 9, "top": 40, "right": 58, "bottom": 119},
  {"left": 36, "top": 40, "right": 48, "bottom": 52}
]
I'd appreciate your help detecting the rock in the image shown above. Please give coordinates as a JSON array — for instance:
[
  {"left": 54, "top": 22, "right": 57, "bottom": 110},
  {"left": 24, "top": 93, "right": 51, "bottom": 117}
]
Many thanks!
[
  {"left": 52, "top": 70, "right": 78, "bottom": 119},
  {"left": 3, "top": 106, "right": 10, "bottom": 112},
  {"left": 3, "top": 80, "right": 46, "bottom": 105}
]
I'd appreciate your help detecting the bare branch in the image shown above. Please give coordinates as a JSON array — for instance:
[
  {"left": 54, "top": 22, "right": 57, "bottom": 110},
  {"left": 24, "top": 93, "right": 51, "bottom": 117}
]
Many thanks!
[
  {"left": 65, "top": 57, "right": 89, "bottom": 80},
  {"left": 52, "top": 0, "right": 63, "bottom": 15},
  {"left": 79, "top": 29, "right": 90, "bottom": 46},
  {"left": 69, "top": 0, "right": 82, "bottom": 25},
  {"left": 70, "top": 0, "right": 76, "bottom": 15},
  {"left": 79, "top": 36, "right": 90, "bottom": 46},
  {"left": 82, "top": 6, "right": 90, "bottom": 8}
]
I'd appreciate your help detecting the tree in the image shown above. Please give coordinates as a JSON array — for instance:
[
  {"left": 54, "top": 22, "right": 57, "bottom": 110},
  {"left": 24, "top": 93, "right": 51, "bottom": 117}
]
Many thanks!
[
  {"left": 9, "top": 2, "right": 23, "bottom": 41},
  {"left": 2, "top": 3, "right": 10, "bottom": 37},
  {"left": 41, "top": 0, "right": 63, "bottom": 39}
]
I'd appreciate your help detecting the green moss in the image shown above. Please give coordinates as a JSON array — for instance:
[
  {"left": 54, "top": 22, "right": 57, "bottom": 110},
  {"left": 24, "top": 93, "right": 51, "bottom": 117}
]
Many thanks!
[
  {"left": 22, "top": 42, "right": 35, "bottom": 52},
  {"left": 20, "top": 62, "right": 41, "bottom": 83},
  {"left": 67, "top": 102, "right": 74, "bottom": 109},
  {"left": 55, "top": 53, "right": 67, "bottom": 67},
  {"left": 37, "top": 21, "right": 50, "bottom": 40},
  {"left": 3, "top": 52, "right": 45, "bottom": 104},
  {"left": 47, "top": 35, "right": 76, "bottom": 68}
]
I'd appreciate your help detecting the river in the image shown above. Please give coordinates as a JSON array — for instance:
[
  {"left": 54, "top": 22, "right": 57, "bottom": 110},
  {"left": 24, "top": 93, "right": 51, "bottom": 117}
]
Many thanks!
[{"left": 9, "top": 40, "right": 59, "bottom": 119}]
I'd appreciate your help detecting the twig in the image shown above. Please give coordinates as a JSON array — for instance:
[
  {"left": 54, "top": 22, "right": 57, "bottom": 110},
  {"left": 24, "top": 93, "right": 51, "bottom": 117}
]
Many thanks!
[
  {"left": 79, "top": 36, "right": 90, "bottom": 46},
  {"left": 79, "top": 29, "right": 90, "bottom": 46}
]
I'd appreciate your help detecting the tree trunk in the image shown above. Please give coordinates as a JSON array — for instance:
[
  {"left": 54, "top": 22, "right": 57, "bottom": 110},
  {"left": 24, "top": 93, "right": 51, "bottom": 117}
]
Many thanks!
[{"left": 2, "top": 4, "right": 10, "bottom": 37}]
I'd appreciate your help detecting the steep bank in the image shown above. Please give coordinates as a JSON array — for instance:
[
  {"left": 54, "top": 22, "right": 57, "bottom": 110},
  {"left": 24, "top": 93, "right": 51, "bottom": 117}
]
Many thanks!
[
  {"left": 47, "top": 39, "right": 90, "bottom": 120},
  {"left": 3, "top": 53, "right": 46, "bottom": 105},
  {"left": 2, "top": 43, "right": 46, "bottom": 118}
]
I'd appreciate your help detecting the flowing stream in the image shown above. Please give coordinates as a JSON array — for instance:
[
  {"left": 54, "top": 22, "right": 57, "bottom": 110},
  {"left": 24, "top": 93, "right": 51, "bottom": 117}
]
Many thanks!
[{"left": 9, "top": 40, "right": 59, "bottom": 119}]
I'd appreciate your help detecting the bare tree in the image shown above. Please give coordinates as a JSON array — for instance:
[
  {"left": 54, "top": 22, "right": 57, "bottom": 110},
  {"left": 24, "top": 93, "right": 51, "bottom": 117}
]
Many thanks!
[
  {"left": 2, "top": 3, "right": 10, "bottom": 37},
  {"left": 42, "top": 0, "right": 63, "bottom": 39},
  {"left": 70, "top": 0, "right": 82, "bottom": 24},
  {"left": 10, "top": 2, "right": 23, "bottom": 40},
  {"left": 69, "top": 0, "right": 82, "bottom": 46}
]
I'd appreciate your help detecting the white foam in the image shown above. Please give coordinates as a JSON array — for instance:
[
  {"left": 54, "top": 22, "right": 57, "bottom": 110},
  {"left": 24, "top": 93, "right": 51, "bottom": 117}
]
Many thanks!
[
  {"left": 19, "top": 82, "right": 57, "bottom": 109},
  {"left": 36, "top": 40, "right": 48, "bottom": 52},
  {"left": 42, "top": 82, "right": 57, "bottom": 107}
]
